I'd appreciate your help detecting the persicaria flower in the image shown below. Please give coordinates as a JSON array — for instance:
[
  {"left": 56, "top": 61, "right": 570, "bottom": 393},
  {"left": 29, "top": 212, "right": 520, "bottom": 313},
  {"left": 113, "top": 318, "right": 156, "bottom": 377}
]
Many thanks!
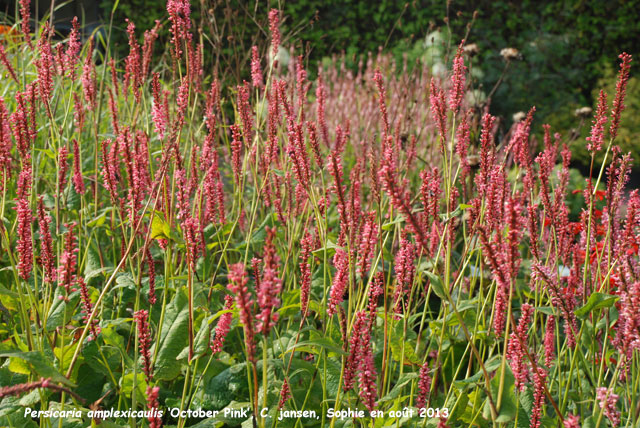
[
  {"left": 81, "top": 37, "right": 97, "bottom": 110},
  {"left": 429, "top": 78, "right": 448, "bottom": 144},
  {"left": 278, "top": 379, "right": 291, "bottom": 410},
  {"left": 610, "top": 53, "right": 632, "bottom": 140},
  {"left": 15, "top": 198, "right": 33, "bottom": 281},
  {"left": 58, "top": 223, "right": 78, "bottom": 293},
  {"left": 357, "top": 212, "right": 378, "bottom": 277},
  {"left": 146, "top": 386, "right": 162, "bottom": 428},
  {"left": 268, "top": 9, "right": 280, "bottom": 59},
  {"left": 393, "top": 235, "right": 416, "bottom": 317},
  {"left": 544, "top": 315, "right": 555, "bottom": 367},
  {"left": 586, "top": 90, "right": 608, "bottom": 153},
  {"left": 250, "top": 46, "right": 262, "bottom": 88},
  {"left": 230, "top": 124, "right": 243, "bottom": 185},
  {"left": 72, "top": 139, "right": 85, "bottom": 194},
  {"left": 134, "top": 310, "right": 153, "bottom": 383},
  {"left": 507, "top": 303, "right": 533, "bottom": 392},
  {"left": 78, "top": 277, "right": 101, "bottom": 341},
  {"left": 228, "top": 263, "right": 256, "bottom": 362},
  {"left": 299, "top": 231, "right": 313, "bottom": 317},
  {"left": 355, "top": 311, "right": 377, "bottom": 411},
  {"left": 416, "top": 361, "right": 432, "bottom": 409},
  {"left": 327, "top": 248, "right": 349, "bottom": 317},
  {"left": 563, "top": 414, "right": 580, "bottom": 428},
  {"left": 146, "top": 249, "right": 157, "bottom": 305},
  {"left": 596, "top": 387, "right": 620, "bottom": 427},
  {"left": 64, "top": 17, "right": 81, "bottom": 78},
  {"left": 58, "top": 146, "right": 69, "bottom": 193},
  {"left": 343, "top": 310, "right": 364, "bottom": 392},
  {"left": 35, "top": 23, "right": 54, "bottom": 104},
  {"left": 530, "top": 367, "right": 547, "bottom": 428},
  {"left": 183, "top": 216, "right": 203, "bottom": 271},
  {"left": 211, "top": 295, "right": 233, "bottom": 354},
  {"left": 19, "top": 0, "right": 31, "bottom": 49},
  {"left": 167, "top": 0, "right": 192, "bottom": 59},
  {"left": 151, "top": 73, "right": 169, "bottom": 140},
  {"left": 37, "top": 198, "right": 55, "bottom": 283},
  {"left": 256, "top": 227, "right": 282, "bottom": 335},
  {"left": 449, "top": 40, "right": 467, "bottom": 113}
]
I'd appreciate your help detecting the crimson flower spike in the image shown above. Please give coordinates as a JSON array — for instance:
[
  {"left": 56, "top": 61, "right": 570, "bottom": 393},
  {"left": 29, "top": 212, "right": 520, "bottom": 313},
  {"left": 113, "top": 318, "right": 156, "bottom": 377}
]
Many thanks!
[
  {"left": 449, "top": 40, "right": 467, "bottom": 113},
  {"left": 250, "top": 46, "right": 262, "bottom": 88},
  {"left": 269, "top": 9, "right": 280, "bottom": 60},
  {"left": 586, "top": 90, "right": 608, "bottom": 153},
  {"left": 609, "top": 53, "right": 632, "bottom": 140},
  {"left": 19, "top": 0, "right": 32, "bottom": 49},
  {"left": 15, "top": 197, "right": 33, "bottom": 281},
  {"left": 37, "top": 197, "right": 55, "bottom": 284},
  {"left": 210, "top": 295, "right": 233, "bottom": 355},
  {"left": 228, "top": 263, "right": 256, "bottom": 362},
  {"left": 134, "top": 309, "right": 153, "bottom": 383}
]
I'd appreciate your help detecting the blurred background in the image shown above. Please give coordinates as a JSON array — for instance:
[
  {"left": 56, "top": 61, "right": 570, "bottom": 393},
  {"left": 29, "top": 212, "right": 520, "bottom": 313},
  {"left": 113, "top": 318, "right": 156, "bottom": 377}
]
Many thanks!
[{"left": 0, "top": 0, "right": 638, "bottom": 175}]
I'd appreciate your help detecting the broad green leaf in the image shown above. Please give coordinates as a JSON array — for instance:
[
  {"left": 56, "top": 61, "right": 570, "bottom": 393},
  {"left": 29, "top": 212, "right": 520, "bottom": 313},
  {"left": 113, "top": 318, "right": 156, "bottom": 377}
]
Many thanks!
[
  {"left": 483, "top": 363, "right": 518, "bottom": 423},
  {"left": 575, "top": 292, "right": 619, "bottom": 319},
  {"left": 0, "top": 351, "right": 74, "bottom": 387},
  {"left": 389, "top": 320, "right": 421, "bottom": 365},
  {"left": 152, "top": 288, "right": 189, "bottom": 380},
  {"left": 424, "top": 270, "right": 446, "bottom": 299},
  {"left": 381, "top": 215, "right": 405, "bottom": 231},
  {"left": 203, "top": 364, "right": 249, "bottom": 409},
  {"left": 150, "top": 211, "right": 171, "bottom": 240},
  {"left": 378, "top": 372, "right": 418, "bottom": 403},
  {"left": 120, "top": 372, "right": 147, "bottom": 402},
  {"left": 285, "top": 337, "right": 347, "bottom": 356},
  {"left": 45, "top": 288, "right": 80, "bottom": 332}
]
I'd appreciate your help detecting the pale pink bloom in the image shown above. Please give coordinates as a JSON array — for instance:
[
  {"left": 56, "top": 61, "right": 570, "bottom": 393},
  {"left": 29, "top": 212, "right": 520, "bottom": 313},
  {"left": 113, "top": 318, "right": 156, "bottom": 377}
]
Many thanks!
[{"left": 596, "top": 387, "right": 620, "bottom": 427}]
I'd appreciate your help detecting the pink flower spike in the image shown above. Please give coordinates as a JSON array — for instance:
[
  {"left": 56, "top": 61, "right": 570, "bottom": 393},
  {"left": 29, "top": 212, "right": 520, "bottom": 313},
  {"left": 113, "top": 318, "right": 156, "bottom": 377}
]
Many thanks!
[
  {"left": 416, "top": 361, "right": 432, "bottom": 409},
  {"left": 134, "top": 309, "right": 153, "bottom": 382},
  {"left": 37, "top": 197, "right": 55, "bottom": 283},
  {"left": 250, "top": 46, "right": 262, "bottom": 88},
  {"left": 449, "top": 40, "right": 467, "bottom": 113},
  {"left": 609, "top": 53, "right": 632, "bottom": 139},
  {"left": 268, "top": 9, "right": 280, "bottom": 59},
  {"left": 72, "top": 139, "right": 85, "bottom": 194},
  {"left": 327, "top": 248, "right": 349, "bottom": 317},
  {"left": 596, "top": 387, "right": 620, "bottom": 427},
  {"left": 586, "top": 90, "right": 608, "bottom": 153},
  {"left": 506, "top": 303, "right": 533, "bottom": 392},
  {"left": 211, "top": 295, "right": 233, "bottom": 355},
  {"left": 15, "top": 198, "right": 33, "bottom": 281}
]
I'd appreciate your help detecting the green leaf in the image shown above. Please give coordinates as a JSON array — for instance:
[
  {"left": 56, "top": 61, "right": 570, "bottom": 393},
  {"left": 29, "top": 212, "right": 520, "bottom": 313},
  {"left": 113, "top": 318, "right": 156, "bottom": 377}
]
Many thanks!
[
  {"left": 120, "top": 372, "right": 147, "bottom": 402},
  {"left": 378, "top": 372, "right": 418, "bottom": 403},
  {"left": 150, "top": 211, "right": 171, "bottom": 240},
  {"left": 483, "top": 363, "right": 518, "bottom": 423},
  {"left": 285, "top": 336, "right": 347, "bottom": 356},
  {"left": 575, "top": 292, "right": 619, "bottom": 319},
  {"left": 152, "top": 288, "right": 189, "bottom": 380},
  {"left": 45, "top": 288, "right": 80, "bottom": 332},
  {"left": 203, "top": 364, "right": 249, "bottom": 409},
  {"left": 381, "top": 215, "right": 405, "bottom": 231},
  {"left": 311, "top": 239, "right": 341, "bottom": 259},
  {"left": 424, "top": 270, "right": 446, "bottom": 299},
  {"left": 0, "top": 351, "right": 74, "bottom": 387},
  {"left": 84, "top": 246, "right": 111, "bottom": 282},
  {"left": 389, "top": 319, "right": 421, "bottom": 365}
]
